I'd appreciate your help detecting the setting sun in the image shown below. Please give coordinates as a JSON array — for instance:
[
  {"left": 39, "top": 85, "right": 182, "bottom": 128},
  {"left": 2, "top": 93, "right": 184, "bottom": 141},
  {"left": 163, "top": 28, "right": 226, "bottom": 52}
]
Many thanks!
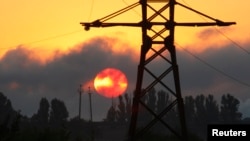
[{"left": 94, "top": 68, "right": 128, "bottom": 98}]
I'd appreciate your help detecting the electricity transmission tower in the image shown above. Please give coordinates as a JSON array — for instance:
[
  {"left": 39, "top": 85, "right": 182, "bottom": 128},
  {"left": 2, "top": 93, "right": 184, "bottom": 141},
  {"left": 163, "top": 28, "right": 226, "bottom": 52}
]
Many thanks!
[{"left": 80, "top": 0, "right": 235, "bottom": 140}]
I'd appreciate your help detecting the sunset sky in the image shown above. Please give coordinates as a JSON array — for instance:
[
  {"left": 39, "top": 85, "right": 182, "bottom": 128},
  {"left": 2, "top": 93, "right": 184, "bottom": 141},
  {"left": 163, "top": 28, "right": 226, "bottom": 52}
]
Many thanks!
[{"left": 1, "top": 0, "right": 250, "bottom": 120}]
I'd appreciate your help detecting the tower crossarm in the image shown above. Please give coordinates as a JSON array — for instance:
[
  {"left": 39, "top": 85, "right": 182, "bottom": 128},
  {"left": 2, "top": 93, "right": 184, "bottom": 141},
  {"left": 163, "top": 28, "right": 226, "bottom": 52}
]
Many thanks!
[
  {"left": 80, "top": 0, "right": 236, "bottom": 30},
  {"left": 175, "top": 21, "right": 236, "bottom": 27},
  {"left": 80, "top": 21, "right": 142, "bottom": 30},
  {"left": 80, "top": 21, "right": 235, "bottom": 31}
]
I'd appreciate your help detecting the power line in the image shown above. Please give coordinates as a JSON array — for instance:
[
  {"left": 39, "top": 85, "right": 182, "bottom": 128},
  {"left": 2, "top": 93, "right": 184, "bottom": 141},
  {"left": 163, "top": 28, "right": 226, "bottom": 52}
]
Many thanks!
[
  {"left": 124, "top": 0, "right": 249, "bottom": 56},
  {"left": 2, "top": 0, "right": 97, "bottom": 50},
  {"left": 176, "top": 42, "right": 250, "bottom": 88},
  {"left": 122, "top": 0, "right": 141, "bottom": 16},
  {"left": 27, "top": 30, "right": 83, "bottom": 46},
  {"left": 1, "top": 29, "right": 83, "bottom": 50},
  {"left": 2, "top": 0, "right": 247, "bottom": 90},
  {"left": 214, "top": 27, "right": 250, "bottom": 54},
  {"left": 122, "top": 0, "right": 250, "bottom": 88},
  {"left": 87, "top": 0, "right": 95, "bottom": 21},
  {"left": 181, "top": 0, "right": 250, "bottom": 55}
]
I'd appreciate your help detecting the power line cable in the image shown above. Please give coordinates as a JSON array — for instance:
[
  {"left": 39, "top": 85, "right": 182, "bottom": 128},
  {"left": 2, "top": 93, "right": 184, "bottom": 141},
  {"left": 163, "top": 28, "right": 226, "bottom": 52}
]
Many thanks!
[
  {"left": 122, "top": 0, "right": 141, "bottom": 16},
  {"left": 2, "top": 0, "right": 96, "bottom": 50},
  {"left": 1, "top": 0, "right": 134, "bottom": 51},
  {"left": 87, "top": 0, "right": 95, "bottom": 21},
  {"left": 121, "top": 0, "right": 250, "bottom": 88},
  {"left": 213, "top": 27, "right": 250, "bottom": 54},
  {"left": 181, "top": 0, "right": 250, "bottom": 55},
  {"left": 1, "top": 29, "right": 83, "bottom": 50},
  {"left": 175, "top": 42, "right": 250, "bottom": 88},
  {"left": 2, "top": 0, "right": 247, "bottom": 88}
]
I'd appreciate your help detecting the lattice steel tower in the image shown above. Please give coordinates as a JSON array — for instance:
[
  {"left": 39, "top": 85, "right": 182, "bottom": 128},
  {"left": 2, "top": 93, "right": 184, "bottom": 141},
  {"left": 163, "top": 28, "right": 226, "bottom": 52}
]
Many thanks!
[{"left": 80, "top": 0, "right": 235, "bottom": 140}]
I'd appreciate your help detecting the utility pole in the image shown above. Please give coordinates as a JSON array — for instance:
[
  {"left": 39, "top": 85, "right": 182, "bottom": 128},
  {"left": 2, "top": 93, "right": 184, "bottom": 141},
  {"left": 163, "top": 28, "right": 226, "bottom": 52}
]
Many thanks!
[
  {"left": 80, "top": 0, "right": 235, "bottom": 140},
  {"left": 78, "top": 84, "right": 83, "bottom": 120},
  {"left": 88, "top": 86, "right": 93, "bottom": 122},
  {"left": 88, "top": 86, "right": 94, "bottom": 141}
]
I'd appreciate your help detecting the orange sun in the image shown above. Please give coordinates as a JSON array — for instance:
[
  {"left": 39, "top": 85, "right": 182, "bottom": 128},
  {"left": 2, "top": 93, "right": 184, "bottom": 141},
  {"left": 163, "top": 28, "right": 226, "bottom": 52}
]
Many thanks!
[{"left": 94, "top": 68, "right": 128, "bottom": 98}]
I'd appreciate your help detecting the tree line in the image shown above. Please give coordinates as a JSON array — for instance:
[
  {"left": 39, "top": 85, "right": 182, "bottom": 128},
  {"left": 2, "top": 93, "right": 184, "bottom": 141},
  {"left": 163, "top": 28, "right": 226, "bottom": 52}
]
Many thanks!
[
  {"left": 104, "top": 88, "right": 249, "bottom": 139},
  {"left": 0, "top": 92, "right": 71, "bottom": 141},
  {"left": 0, "top": 90, "right": 249, "bottom": 141}
]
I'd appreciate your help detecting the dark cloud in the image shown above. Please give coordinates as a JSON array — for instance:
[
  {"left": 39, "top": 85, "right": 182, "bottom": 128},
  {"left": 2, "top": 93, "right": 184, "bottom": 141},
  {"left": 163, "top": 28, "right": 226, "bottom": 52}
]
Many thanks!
[
  {"left": 196, "top": 27, "right": 232, "bottom": 41},
  {"left": 196, "top": 28, "right": 218, "bottom": 40},
  {"left": 179, "top": 43, "right": 250, "bottom": 88},
  {"left": 1, "top": 36, "right": 250, "bottom": 120},
  {"left": 0, "top": 36, "right": 138, "bottom": 120},
  {"left": 178, "top": 42, "right": 250, "bottom": 118}
]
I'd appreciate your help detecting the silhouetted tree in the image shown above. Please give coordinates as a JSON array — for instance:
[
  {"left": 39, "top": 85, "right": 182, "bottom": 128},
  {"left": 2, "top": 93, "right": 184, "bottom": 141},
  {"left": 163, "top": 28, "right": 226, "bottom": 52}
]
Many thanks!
[
  {"left": 0, "top": 92, "right": 16, "bottom": 126},
  {"left": 117, "top": 93, "right": 133, "bottom": 122},
  {"left": 0, "top": 92, "right": 19, "bottom": 141},
  {"left": 49, "top": 98, "right": 69, "bottom": 127},
  {"left": 117, "top": 95, "right": 126, "bottom": 122},
  {"left": 156, "top": 90, "right": 178, "bottom": 131},
  {"left": 147, "top": 88, "right": 157, "bottom": 112},
  {"left": 156, "top": 90, "right": 169, "bottom": 114},
  {"left": 32, "top": 97, "right": 50, "bottom": 127},
  {"left": 194, "top": 95, "right": 206, "bottom": 123},
  {"left": 220, "top": 94, "right": 242, "bottom": 123},
  {"left": 105, "top": 104, "right": 117, "bottom": 122},
  {"left": 205, "top": 95, "right": 219, "bottom": 123},
  {"left": 124, "top": 93, "right": 132, "bottom": 122},
  {"left": 142, "top": 88, "right": 157, "bottom": 122},
  {"left": 184, "top": 96, "right": 195, "bottom": 126},
  {"left": 193, "top": 95, "right": 207, "bottom": 138},
  {"left": 106, "top": 93, "right": 132, "bottom": 123}
]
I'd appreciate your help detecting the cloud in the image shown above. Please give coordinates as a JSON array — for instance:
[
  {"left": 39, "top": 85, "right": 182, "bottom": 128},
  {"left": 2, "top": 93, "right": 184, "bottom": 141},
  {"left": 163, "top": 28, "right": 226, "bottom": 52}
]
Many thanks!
[
  {"left": 0, "top": 36, "right": 138, "bottom": 120},
  {"left": 178, "top": 41, "right": 250, "bottom": 103},
  {"left": 1, "top": 35, "right": 250, "bottom": 120},
  {"left": 196, "top": 28, "right": 219, "bottom": 40},
  {"left": 185, "top": 27, "right": 236, "bottom": 53}
]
